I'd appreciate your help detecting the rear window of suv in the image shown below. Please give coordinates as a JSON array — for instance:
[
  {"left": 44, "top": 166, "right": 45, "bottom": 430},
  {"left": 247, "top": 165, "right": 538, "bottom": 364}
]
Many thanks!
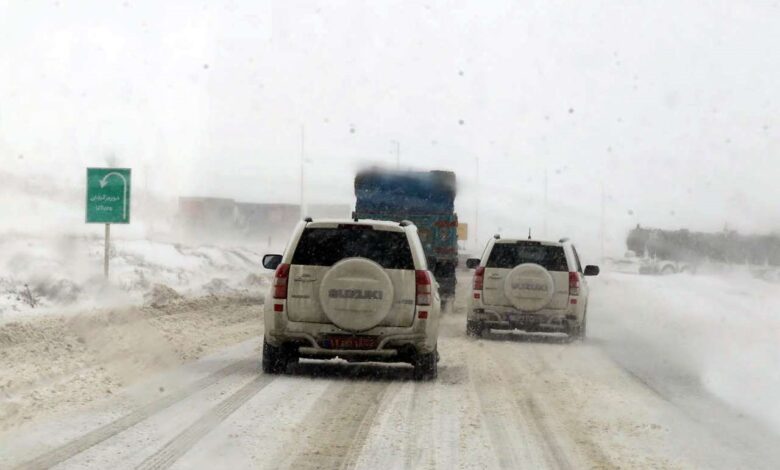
[
  {"left": 486, "top": 242, "right": 569, "bottom": 271},
  {"left": 291, "top": 227, "right": 415, "bottom": 269}
]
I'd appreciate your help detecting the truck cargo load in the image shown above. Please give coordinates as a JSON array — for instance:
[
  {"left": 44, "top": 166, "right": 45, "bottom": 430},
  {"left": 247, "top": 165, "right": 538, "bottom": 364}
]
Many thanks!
[{"left": 354, "top": 169, "right": 459, "bottom": 299}]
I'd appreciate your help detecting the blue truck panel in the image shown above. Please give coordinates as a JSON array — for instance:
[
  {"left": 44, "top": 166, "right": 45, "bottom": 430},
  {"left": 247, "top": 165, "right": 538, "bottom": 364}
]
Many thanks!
[
  {"left": 354, "top": 169, "right": 458, "bottom": 297},
  {"left": 354, "top": 170, "right": 456, "bottom": 214},
  {"left": 354, "top": 212, "right": 458, "bottom": 261}
]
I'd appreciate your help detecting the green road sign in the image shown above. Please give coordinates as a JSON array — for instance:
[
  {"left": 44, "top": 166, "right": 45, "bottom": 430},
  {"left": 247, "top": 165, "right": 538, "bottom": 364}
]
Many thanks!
[{"left": 86, "top": 168, "right": 131, "bottom": 224}]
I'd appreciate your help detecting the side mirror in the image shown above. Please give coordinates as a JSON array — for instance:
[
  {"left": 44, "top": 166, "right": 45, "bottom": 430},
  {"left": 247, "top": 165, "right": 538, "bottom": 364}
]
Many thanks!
[
  {"left": 466, "top": 258, "right": 481, "bottom": 269},
  {"left": 262, "top": 254, "right": 283, "bottom": 270},
  {"left": 584, "top": 265, "right": 600, "bottom": 276}
]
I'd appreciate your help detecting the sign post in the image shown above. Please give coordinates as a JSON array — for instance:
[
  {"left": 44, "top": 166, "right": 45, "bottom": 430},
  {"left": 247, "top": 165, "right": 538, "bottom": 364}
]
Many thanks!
[
  {"left": 86, "top": 168, "right": 131, "bottom": 279},
  {"left": 104, "top": 223, "right": 110, "bottom": 278}
]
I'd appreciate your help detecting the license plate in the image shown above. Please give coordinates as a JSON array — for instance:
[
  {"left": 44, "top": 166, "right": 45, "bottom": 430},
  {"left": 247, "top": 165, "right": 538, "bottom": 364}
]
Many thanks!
[
  {"left": 320, "top": 335, "right": 378, "bottom": 350},
  {"left": 511, "top": 314, "right": 541, "bottom": 325}
]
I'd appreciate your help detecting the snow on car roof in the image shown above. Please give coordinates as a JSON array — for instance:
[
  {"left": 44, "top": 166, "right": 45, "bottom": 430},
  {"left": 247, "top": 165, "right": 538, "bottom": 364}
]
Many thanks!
[
  {"left": 494, "top": 238, "right": 565, "bottom": 246},
  {"left": 305, "top": 218, "right": 408, "bottom": 231}
]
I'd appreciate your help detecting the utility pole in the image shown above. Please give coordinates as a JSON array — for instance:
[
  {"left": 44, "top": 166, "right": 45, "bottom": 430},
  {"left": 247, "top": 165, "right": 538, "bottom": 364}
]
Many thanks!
[
  {"left": 600, "top": 182, "right": 606, "bottom": 263},
  {"left": 475, "top": 156, "right": 480, "bottom": 249},
  {"left": 300, "top": 124, "right": 305, "bottom": 218},
  {"left": 543, "top": 167, "right": 548, "bottom": 238}
]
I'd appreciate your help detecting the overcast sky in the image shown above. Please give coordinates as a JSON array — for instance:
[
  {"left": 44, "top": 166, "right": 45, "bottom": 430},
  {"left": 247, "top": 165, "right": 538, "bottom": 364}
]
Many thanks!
[{"left": 2, "top": 0, "right": 780, "bottom": 253}]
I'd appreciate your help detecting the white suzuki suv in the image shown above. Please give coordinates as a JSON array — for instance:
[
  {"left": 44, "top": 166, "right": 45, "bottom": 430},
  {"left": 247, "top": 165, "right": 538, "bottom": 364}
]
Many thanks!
[
  {"left": 466, "top": 236, "right": 599, "bottom": 339},
  {"left": 261, "top": 218, "right": 441, "bottom": 380}
]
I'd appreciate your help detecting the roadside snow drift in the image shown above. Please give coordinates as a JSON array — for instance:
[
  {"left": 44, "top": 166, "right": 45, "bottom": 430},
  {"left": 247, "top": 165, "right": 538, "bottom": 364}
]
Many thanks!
[
  {"left": 591, "top": 270, "right": 780, "bottom": 434},
  {"left": 0, "top": 295, "right": 263, "bottom": 434},
  {"left": 0, "top": 234, "right": 270, "bottom": 317}
]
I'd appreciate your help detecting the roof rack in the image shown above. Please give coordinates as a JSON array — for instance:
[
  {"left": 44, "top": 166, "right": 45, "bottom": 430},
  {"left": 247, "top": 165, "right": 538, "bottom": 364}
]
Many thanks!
[
  {"left": 304, "top": 217, "right": 313, "bottom": 222},
  {"left": 399, "top": 220, "right": 413, "bottom": 227},
  {"left": 559, "top": 237, "right": 570, "bottom": 243},
  {"left": 493, "top": 234, "right": 501, "bottom": 239}
]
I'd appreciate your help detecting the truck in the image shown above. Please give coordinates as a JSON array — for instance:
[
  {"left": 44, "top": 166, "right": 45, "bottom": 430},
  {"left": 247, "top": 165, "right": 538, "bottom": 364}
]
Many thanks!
[
  {"left": 353, "top": 169, "right": 459, "bottom": 300},
  {"left": 626, "top": 224, "right": 780, "bottom": 274}
]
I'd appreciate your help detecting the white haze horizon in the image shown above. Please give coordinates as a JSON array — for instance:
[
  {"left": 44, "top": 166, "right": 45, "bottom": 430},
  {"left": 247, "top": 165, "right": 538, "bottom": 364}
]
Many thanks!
[{"left": 2, "top": 1, "right": 780, "bottom": 255}]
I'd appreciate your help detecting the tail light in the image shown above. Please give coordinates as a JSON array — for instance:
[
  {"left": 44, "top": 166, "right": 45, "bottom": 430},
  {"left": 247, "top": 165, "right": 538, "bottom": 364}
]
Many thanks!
[
  {"left": 569, "top": 271, "right": 580, "bottom": 296},
  {"left": 473, "top": 266, "right": 485, "bottom": 290},
  {"left": 473, "top": 266, "right": 485, "bottom": 299},
  {"left": 415, "top": 270, "right": 432, "bottom": 306},
  {"left": 273, "top": 263, "right": 291, "bottom": 299}
]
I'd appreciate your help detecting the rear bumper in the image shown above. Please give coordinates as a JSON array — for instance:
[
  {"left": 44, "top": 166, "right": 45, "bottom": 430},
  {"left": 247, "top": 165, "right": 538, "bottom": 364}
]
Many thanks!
[
  {"left": 469, "top": 307, "right": 575, "bottom": 332},
  {"left": 264, "top": 298, "right": 440, "bottom": 358},
  {"left": 265, "top": 330, "right": 430, "bottom": 362}
]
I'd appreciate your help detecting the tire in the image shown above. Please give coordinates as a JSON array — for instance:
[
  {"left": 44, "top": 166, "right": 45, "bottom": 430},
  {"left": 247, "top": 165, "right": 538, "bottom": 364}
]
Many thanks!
[
  {"left": 568, "top": 311, "right": 587, "bottom": 341},
  {"left": 680, "top": 265, "right": 695, "bottom": 275},
  {"left": 578, "top": 312, "right": 588, "bottom": 340},
  {"left": 504, "top": 263, "right": 555, "bottom": 311},
  {"left": 466, "top": 320, "right": 484, "bottom": 337},
  {"left": 661, "top": 265, "right": 676, "bottom": 275},
  {"left": 262, "top": 340, "right": 290, "bottom": 374},
  {"left": 413, "top": 348, "right": 438, "bottom": 381},
  {"left": 319, "top": 258, "right": 394, "bottom": 331}
]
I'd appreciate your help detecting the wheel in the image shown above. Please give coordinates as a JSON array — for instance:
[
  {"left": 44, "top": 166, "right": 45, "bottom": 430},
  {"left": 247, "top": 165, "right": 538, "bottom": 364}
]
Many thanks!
[
  {"left": 413, "top": 348, "right": 438, "bottom": 381},
  {"left": 568, "top": 311, "right": 587, "bottom": 341},
  {"left": 262, "top": 339, "right": 290, "bottom": 374},
  {"left": 661, "top": 265, "right": 675, "bottom": 275},
  {"left": 466, "top": 320, "right": 484, "bottom": 337},
  {"left": 577, "top": 312, "right": 588, "bottom": 340}
]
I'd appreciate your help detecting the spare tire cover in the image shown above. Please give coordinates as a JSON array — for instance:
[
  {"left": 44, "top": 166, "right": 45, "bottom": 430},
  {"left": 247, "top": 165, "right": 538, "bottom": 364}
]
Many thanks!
[
  {"left": 318, "top": 257, "right": 395, "bottom": 332},
  {"left": 504, "top": 263, "right": 555, "bottom": 312}
]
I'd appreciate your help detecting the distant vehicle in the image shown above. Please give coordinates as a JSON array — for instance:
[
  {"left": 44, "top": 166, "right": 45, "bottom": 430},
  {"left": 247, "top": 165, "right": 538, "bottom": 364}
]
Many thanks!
[
  {"left": 466, "top": 236, "right": 599, "bottom": 339},
  {"left": 627, "top": 224, "right": 780, "bottom": 267},
  {"left": 638, "top": 258, "right": 694, "bottom": 275},
  {"left": 261, "top": 218, "right": 441, "bottom": 380},
  {"left": 353, "top": 169, "right": 458, "bottom": 302}
]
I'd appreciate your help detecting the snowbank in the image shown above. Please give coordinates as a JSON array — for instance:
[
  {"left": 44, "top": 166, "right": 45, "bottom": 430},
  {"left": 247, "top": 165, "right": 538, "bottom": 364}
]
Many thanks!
[
  {"left": 0, "top": 295, "right": 263, "bottom": 434},
  {"left": 0, "top": 234, "right": 270, "bottom": 317},
  {"left": 0, "top": 170, "right": 273, "bottom": 316},
  {"left": 591, "top": 270, "right": 780, "bottom": 433}
]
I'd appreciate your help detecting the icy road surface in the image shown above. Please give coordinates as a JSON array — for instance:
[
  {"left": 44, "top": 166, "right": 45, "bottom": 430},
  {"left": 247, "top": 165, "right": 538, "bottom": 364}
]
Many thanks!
[{"left": 3, "top": 272, "right": 780, "bottom": 469}]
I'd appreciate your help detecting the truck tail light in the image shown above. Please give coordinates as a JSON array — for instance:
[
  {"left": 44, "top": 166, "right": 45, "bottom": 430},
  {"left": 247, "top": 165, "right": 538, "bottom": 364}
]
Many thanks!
[
  {"left": 415, "top": 270, "right": 432, "bottom": 306},
  {"left": 569, "top": 271, "right": 580, "bottom": 296},
  {"left": 273, "top": 263, "right": 290, "bottom": 299}
]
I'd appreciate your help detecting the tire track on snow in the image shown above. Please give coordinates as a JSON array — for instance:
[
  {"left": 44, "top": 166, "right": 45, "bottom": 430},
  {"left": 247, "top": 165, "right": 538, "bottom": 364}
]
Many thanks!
[
  {"left": 136, "top": 373, "right": 276, "bottom": 470},
  {"left": 13, "top": 359, "right": 256, "bottom": 470},
  {"left": 492, "top": 341, "right": 614, "bottom": 469},
  {"left": 469, "top": 347, "right": 538, "bottom": 468},
  {"left": 402, "top": 382, "right": 432, "bottom": 469},
  {"left": 286, "top": 380, "right": 391, "bottom": 470}
]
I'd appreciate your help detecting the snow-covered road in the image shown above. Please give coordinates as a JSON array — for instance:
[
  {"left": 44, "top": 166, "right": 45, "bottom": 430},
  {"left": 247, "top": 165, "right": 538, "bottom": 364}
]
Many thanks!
[{"left": 3, "top": 272, "right": 780, "bottom": 469}]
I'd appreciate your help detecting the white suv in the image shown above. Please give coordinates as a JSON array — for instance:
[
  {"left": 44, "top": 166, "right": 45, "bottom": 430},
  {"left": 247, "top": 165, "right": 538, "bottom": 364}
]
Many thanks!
[
  {"left": 466, "top": 236, "right": 599, "bottom": 339},
  {"left": 261, "top": 218, "right": 441, "bottom": 380}
]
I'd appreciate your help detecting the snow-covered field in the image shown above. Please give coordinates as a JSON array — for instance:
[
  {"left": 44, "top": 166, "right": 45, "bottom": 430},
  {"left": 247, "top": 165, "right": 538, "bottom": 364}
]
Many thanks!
[{"left": 0, "top": 234, "right": 270, "bottom": 317}]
